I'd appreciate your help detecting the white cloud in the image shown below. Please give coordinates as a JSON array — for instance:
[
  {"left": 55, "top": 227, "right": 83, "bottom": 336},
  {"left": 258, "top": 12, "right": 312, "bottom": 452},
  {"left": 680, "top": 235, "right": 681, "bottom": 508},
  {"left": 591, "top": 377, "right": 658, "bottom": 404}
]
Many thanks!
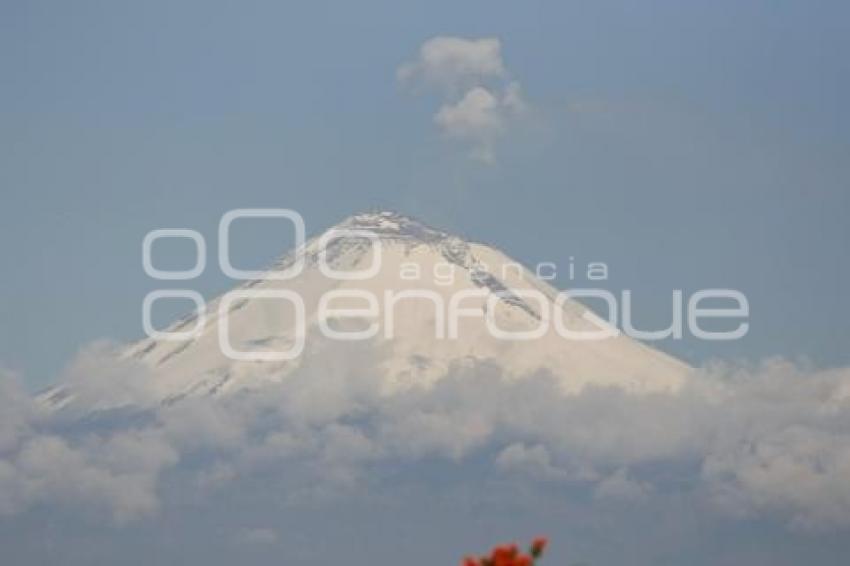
[
  {"left": 495, "top": 443, "right": 574, "bottom": 481},
  {"left": 399, "top": 36, "right": 527, "bottom": 163},
  {"left": 397, "top": 36, "right": 506, "bottom": 92},
  {"left": 0, "top": 364, "right": 178, "bottom": 523},
  {"left": 60, "top": 339, "right": 160, "bottom": 410},
  {"left": 0, "top": 432, "right": 177, "bottom": 523},
  {"left": 702, "top": 424, "right": 850, "bottom": 532},
  {"left": 594, "top": 468, "right": 653, "bottom": 501},
  {"left": 435, "top": 87, "right": 503, "bottom": 139},
  {"left": 4, "top": 345, "right": 850, "bottom": 542},
  {"left": 433, "top": 85, "right": 526, "bottom": 163}
]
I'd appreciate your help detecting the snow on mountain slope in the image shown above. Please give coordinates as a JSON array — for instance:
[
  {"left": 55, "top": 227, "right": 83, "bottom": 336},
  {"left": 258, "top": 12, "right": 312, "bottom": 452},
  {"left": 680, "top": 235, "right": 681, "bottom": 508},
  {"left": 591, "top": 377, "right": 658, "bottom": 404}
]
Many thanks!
[{"left": 41, "top": 211, "right": 690, "bottom": 410}]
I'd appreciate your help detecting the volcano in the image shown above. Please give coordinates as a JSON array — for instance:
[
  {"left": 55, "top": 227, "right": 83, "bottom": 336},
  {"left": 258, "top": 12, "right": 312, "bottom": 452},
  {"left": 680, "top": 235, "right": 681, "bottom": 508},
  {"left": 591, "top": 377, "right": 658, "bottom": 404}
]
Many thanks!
[{"left": 42, "top": 211, "right": 690, "bottom": 410}]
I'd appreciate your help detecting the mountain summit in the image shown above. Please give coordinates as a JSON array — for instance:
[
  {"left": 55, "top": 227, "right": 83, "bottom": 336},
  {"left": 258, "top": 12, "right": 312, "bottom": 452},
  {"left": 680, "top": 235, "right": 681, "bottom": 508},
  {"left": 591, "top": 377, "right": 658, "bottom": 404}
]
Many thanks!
[{"left": 43, "top": 211, "right": 690, "bottom": 410}]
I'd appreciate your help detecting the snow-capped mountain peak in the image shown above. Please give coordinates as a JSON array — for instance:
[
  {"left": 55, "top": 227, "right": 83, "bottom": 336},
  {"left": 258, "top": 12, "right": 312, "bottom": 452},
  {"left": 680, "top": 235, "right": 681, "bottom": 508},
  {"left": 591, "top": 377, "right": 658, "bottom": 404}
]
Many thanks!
[
  {"left": 338, "top": 211, "right": 450, "bottom": 241},
  {"left": 42, "top": 211, "right": 691, "bottom": 411}
]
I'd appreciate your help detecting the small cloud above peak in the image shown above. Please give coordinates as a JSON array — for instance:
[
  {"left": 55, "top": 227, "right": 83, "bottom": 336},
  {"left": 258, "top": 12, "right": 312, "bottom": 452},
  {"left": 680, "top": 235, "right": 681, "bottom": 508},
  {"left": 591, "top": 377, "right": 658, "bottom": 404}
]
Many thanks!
[
  {"left": 397, "top": 36, "right": 506, "bottom": 93},
  {"left": 398, "top": 36, "right": 528, "bottom": 164}
]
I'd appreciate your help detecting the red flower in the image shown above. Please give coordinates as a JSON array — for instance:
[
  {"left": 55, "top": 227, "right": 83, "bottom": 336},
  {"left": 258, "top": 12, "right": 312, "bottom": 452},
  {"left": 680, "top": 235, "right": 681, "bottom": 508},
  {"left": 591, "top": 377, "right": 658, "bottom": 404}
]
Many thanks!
[
  {"left": 461, "top": 537, "right": 548, "bottom": 566},
  {"left": 531, "top": 537, "right": 548, "bottom": 558}
]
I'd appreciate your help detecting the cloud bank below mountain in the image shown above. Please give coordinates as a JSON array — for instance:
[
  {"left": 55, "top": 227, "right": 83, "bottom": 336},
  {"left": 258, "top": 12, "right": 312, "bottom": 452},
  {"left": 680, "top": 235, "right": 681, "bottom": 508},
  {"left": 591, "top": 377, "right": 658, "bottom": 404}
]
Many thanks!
[{"left": 2, "top": 340, "right": 850, "bottom": 565}]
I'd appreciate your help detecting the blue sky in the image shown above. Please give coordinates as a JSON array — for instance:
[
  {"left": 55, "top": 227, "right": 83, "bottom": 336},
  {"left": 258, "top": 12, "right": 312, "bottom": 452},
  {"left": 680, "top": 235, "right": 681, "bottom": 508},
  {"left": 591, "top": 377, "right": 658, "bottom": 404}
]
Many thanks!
[
  {"left": 2, "top": 0, "right": 849, "bottom": 389},
  {"left": 3, "top": 4, "right": 850, "bottom": 565}
]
